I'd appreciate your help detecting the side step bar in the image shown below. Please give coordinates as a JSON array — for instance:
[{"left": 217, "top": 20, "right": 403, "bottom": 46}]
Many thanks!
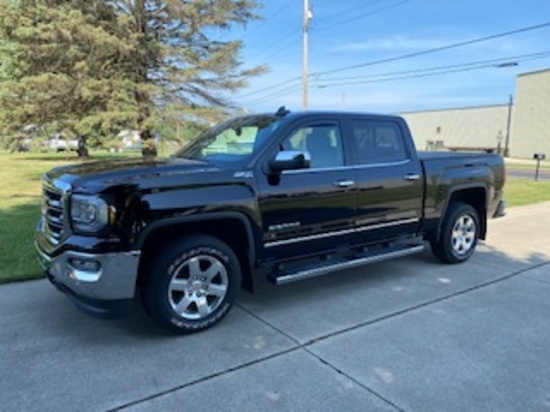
[{"left": 271, "top": 244, "right": 424, "bottom": 285}]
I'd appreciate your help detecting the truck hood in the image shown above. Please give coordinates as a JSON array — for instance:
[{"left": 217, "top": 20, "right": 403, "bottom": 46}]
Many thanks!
[{"left": 45, "top": 157, "right": 230, "bottom": 192}]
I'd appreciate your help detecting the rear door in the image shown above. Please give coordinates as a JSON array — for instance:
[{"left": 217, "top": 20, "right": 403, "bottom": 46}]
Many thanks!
[
  {"left": 345, "top": 117, "right": 423, "bottom": 242},
  {"left": 256, "top": 118, "right": 357, "bottom": 261}
]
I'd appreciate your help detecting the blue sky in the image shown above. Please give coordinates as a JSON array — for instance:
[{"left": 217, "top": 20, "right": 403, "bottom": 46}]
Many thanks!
[{"left": 227, "top": 0, "right": 550, "bottom": 114}]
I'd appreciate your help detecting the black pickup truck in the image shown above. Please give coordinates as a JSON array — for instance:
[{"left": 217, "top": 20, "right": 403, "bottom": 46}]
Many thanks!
[{"left": 36, "top": 109, "right": 506, "bottom": 333}]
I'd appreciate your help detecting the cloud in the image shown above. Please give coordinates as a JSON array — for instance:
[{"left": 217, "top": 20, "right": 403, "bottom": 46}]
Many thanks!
[{"left": 327, "top": 32, "right": 540, "bottom": 56}]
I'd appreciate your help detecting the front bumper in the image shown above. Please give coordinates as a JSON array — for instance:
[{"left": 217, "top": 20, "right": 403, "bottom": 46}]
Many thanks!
[{"left": 36, "top": 244, "right": 141, "bottom": 318}]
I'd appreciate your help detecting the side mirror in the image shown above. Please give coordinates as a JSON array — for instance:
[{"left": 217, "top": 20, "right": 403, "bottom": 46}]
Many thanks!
[{"left": 269, "top": 150, "right": 311, "bottom": 172}]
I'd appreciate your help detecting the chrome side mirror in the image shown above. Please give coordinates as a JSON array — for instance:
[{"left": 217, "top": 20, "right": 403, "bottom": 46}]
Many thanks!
[{"left": 269, "top": 150, "right": 311, "bottom": 172}]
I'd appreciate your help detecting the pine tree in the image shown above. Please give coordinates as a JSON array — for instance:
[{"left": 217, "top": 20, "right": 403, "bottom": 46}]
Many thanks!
[
  {"left": 0, "top": 0, "right": 263, "bottom": 152},
  {"left": 0, "top": 1, "right": 136, "bottom": 149}
]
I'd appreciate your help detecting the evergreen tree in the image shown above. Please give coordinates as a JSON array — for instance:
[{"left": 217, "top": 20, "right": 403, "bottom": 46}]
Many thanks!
[
  {"left": 0, "top": 0, "right": 138, "bottom": 148},
  {"left": 0, "top": 0, "right": 263, "bottom": 152}
]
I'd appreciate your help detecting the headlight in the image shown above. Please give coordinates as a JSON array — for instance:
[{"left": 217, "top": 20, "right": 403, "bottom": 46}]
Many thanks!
[{"left": 70, "top": 195, "right": 110, "bottom": 233}]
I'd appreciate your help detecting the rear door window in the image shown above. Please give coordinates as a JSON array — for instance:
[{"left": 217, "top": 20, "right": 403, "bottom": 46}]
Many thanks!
[{"left": 350, "top": 120, "right": 408, "bottom": 165}]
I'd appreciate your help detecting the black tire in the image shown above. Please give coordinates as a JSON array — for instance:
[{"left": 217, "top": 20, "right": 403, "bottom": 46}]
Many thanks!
[
  {"left": 141, "top": 235, "right": 241, "bottom": 333},
  {"left": 430, "top": 202, "right": 480, "bottom": 264}
]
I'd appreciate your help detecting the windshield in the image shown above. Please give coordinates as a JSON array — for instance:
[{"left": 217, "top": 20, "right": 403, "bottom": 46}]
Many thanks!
[{"left": 176, "top": 115, "right": 282, "bottom": 163}]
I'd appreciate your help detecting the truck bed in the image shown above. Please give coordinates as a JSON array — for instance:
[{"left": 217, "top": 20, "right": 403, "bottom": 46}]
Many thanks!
[{"left": 418, "top": 150, "right": 505, "bottom": 224}]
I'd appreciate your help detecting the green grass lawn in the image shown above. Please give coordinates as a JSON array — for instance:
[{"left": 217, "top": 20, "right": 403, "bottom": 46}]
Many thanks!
[
  {"left": 1, "top": 151, "right": 550, "bottom": 284},
  {"left": 0, "top": 150, "right": 142, "bottom": 284},
  {"left": 504, "top": 178, "right": 550, "bottom": 207}
]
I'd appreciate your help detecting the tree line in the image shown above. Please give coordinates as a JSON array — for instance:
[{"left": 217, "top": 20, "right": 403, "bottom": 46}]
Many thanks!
[{"left": 0, "top": 0, "right": 264, "bottom": 152}]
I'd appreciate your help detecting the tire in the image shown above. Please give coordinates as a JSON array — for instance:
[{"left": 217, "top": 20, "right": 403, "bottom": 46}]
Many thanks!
[
  {"left": 141, "top": 235, "right": 241, "bottom": 333},
  {"left": 430, "top": 202, "right": 480, "bottom": 264}
]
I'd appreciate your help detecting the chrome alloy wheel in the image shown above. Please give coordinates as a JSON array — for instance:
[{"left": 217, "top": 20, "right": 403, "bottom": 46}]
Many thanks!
[
  {"left": 451, "top": 214, "right": 477, "bottom": 256},
  {"left": 168, "top": 255, "right": 228, "bottom": 320}
]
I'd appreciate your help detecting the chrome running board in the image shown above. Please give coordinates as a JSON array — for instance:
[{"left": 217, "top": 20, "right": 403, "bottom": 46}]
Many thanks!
[{"left": 271, "top": 244, "right": 424, "bottom": 285}]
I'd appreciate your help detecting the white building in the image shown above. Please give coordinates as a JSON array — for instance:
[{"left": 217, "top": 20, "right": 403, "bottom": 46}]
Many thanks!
[
  {"left": 510, "top": 69, "right": 550, "bottom": 159},
  {"left": 401, "top": 104, "right": 510, "bottom": 153},
  {"left": 399, "top": 68, "right": 550, "bottom": 159}
]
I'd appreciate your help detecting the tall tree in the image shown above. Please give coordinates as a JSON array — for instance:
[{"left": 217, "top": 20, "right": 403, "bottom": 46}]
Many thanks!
[
  {"left": 0, "top": 0, "right": 263, "bottom": 150},
  {"left": 0, "top": 0, "right": 138, "bottom": 148}
]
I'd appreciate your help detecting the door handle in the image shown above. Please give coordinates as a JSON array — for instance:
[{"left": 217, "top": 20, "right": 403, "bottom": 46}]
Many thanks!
[
  {"left": 403, "top": 173, "right": 420, "bottom": 181},
  {"left": 333, "top": 179, "right": 356, "bottom": 188}
]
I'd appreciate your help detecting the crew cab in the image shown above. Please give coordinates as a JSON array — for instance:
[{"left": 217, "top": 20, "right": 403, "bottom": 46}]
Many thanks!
[{"left": 35, "top": 109, "right": 506, "bottom": 333}]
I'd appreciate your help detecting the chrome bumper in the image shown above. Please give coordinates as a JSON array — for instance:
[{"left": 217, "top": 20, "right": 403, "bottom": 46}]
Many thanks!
[{"left": 36, "top": 244, "right": 141, "bottom": 300}]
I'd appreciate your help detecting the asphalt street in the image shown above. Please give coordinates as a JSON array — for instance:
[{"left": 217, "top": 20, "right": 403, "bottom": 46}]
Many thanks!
[
  {"left": 1, "top": 202, "right": 550, "bottom": 412},
  {"left": 507, "top": 167, "right": 550, "bottom": 181}
]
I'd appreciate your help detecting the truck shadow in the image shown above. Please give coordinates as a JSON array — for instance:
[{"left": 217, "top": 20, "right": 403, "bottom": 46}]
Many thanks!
[{"left": 233, "top": 242, "right": 549, "bottom": 342}]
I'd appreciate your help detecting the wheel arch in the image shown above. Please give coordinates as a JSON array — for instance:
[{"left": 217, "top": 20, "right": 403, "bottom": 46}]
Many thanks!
[
  {"left": 136, "top": 212, "right": 257, "bottom": 293},
  {"left": 437, "top": 184, "right": 488, "bottom": 242}
]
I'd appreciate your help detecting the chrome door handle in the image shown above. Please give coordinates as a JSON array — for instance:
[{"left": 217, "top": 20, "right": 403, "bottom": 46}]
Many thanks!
[
  {"left": 403, "top": 174, "right": 420, "bottom": 181},
  {"left": 333, "top": 179, "right": 356, "bottom": 188}
]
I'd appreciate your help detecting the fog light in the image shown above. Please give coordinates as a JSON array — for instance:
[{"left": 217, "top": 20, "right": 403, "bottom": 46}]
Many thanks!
[
  {"left": 69, "top": 258, "right": 101, "bottom": 273},
  {"left": 67, "top": 258, "right": 102, "bottom": 282}
]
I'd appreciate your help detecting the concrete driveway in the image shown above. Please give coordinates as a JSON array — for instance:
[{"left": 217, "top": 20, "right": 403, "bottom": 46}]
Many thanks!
[{"left": 2, "top": 202, "right": 550, "bottom": 412}]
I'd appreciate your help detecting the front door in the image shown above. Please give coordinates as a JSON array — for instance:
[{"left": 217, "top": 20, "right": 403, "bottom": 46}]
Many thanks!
[{"left": 257, "top": 120, "right": 357, "bottom": 261}]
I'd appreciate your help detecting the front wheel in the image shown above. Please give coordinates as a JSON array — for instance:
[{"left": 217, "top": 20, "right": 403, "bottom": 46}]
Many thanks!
[
  {"left": 430, "top": 202, "right": 480, "bottom": 264},
  {"left": 141, "top": 235, "right": 241, "bottom": 333}
]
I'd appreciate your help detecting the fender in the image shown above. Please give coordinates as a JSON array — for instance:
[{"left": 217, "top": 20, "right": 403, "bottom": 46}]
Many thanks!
[
  {"left": 435, "top": 182, "right": 488, "bottom": 241},
  {"left": 135, "top": 211, "right": 258, "bottom": 268}
]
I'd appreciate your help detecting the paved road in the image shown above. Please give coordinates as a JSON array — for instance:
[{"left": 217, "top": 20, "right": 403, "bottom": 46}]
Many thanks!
[
  {"left": 507, "top": 167, "right": 550, "bottom": 181},
  {"left": 2, "top": 202, "right": 550, "bottom": 412}
]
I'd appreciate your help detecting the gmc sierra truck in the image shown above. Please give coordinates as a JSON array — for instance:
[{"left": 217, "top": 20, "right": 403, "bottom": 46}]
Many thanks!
[{"left": 36, "top": 109, "right": 506, "bottom": 333}]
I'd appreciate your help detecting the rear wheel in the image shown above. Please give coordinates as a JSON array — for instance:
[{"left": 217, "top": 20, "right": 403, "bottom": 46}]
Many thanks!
[
  {"left": 431, "top": 202, "right": 480, "bottom": 264},
  {"left": 141, "top": 235, "right": 241, "bottom": 333}
]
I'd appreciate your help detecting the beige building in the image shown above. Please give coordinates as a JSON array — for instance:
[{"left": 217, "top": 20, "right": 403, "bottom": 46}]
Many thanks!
[
  {"left": 399, "top": 68, "right": 550, "bottom": 158},
  {"left": 401, "top": 104, "right": 511, "bottom": 153},
  {"left": 510, "top": 69, "right": 550, "bottom": 159}
]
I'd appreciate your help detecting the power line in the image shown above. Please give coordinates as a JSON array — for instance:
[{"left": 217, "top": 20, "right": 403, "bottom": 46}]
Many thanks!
[
  {"left": 312, "top": 21, "right": 550, "bottom": 77},
  {"left": 238, "top": 76, "right": 301, "bottom": 99},
  {"left": 252, "top": 37, "right": 301, "bottom": 67},
  {"left": 316, "top": 51, "right": 550, "bottom": 84},
  {"left": 240, "top": 1, "right": 300, "bottom": 67},
  {"left": 313, "top": 0, "right": 412, "bottom": 33},
  {"left": 244, "top": 83, "right": 302, "bottom": 107},
  {"left": 241, "top": 51, "right": 550, "bottom": 107},
  {"left": 313, "top": 0, "right": 385, "bottom": 24},
  {"left": 241, "top": 0, "right": 295, "bottom": 40},
  {"left": 238, "top": 21, "right": 550, "bottom": 100},
  {"left": 243, "top": 1, "right": 407, "bottom": 100},
  {"left": 247, "top": 86, "right": 302, "bottom": 106},
  {"left": 314, "top": 54, "right": 550, "bottom": 89},
  {"left": 251, "top": 1, "right": 412, "bottom": 70},
  {"left": 244, "top": 29, "right": 301, "bottom": 66}
]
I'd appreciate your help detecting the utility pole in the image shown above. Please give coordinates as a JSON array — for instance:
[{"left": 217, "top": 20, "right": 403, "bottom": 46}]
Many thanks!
[
  {"left": 302, "top": 0, "right": 312, "bottom": 110},
  {"left": 504, "top": 94, "right": 513, "bottom": 157}
]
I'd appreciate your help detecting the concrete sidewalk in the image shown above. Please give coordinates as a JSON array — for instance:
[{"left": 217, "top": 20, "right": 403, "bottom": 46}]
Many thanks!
[{"left": 1, "top": 202, "right": 550, "bottom": 412}]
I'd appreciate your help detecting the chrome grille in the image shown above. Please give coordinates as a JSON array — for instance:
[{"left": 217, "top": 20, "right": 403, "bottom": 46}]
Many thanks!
[{"left": 42, "top": 182, "right": 65, "bottom": 245}]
